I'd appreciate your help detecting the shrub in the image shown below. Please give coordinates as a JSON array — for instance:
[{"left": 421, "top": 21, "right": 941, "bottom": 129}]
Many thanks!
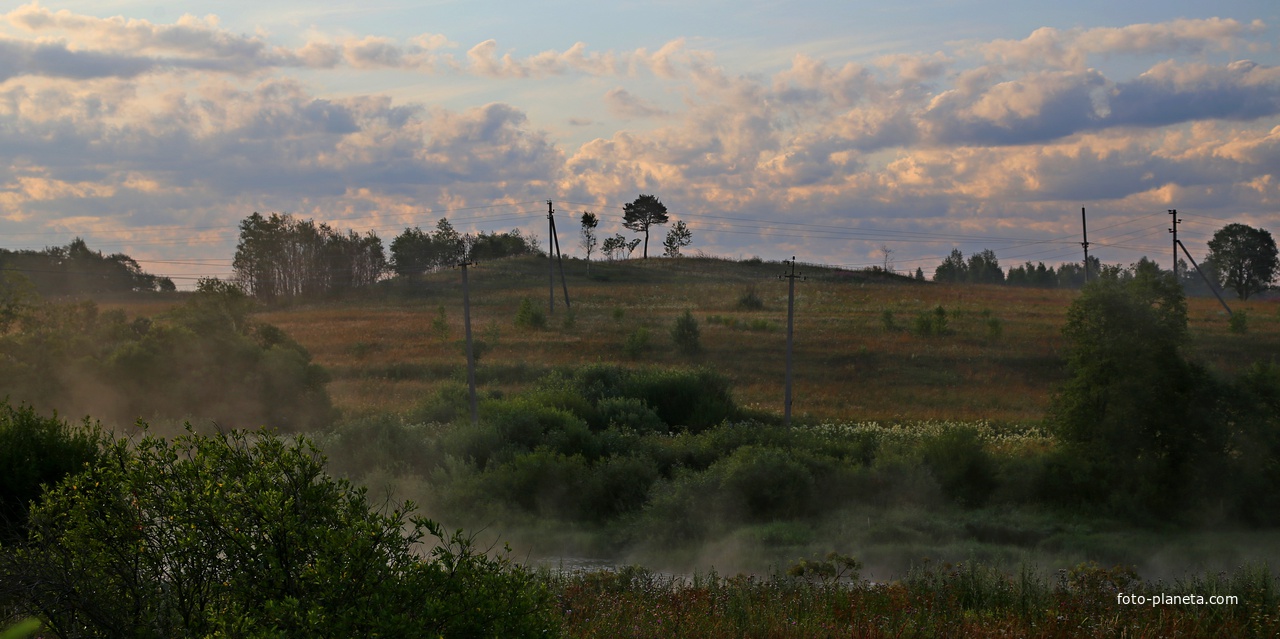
[
  {"left": 514, "top": 297, "right": 547, "bottom": 329},
  {"left": 431, "top": 304, "right": 449, "bottom": 341},
  {"left": 881, "top": 309, "right": 896, "bottom": 331},
  {"left": 715, "top": 446, "right": 816, "bottom": 521},
  {"left": 583, "top": 453, "right": 661, "bottom": 521},
  {"left": 671, "top": 309, "right": 702, "bottom": 355},
  {"left": 914, "top": 305, "right": 949, "bottom": 336},
  {"left": 920, "top": 426, "right": 997, "bottom": 507},
  {"left": 986, "top": 316, "right": 1004, "bottom": 340},
  {"left": 2, "top": 427, "right": 555, "bottom": 638},
  {"left": 624, "top": 327, "right": 650, "bottom": 360},
  {"left": 554, "top": 365, "right": 738, "bottom": 432},
  {"left": 482, "top": 449, "right": 593, "bottom": 518},
  {"left": 737, "top": 287, "right": 765, "bottom": 310},
  {"left": 1230, "top": 310, "right": 1249, "bottom": 334},
  {"left": 596, "top": 397, "right": 666, "bottom": 434},
  {"left": 0, "top": 404, "right": 101, "bottom": 542},
  {"left": 620, "top": 368, "right": 735, "bottom": 432}
]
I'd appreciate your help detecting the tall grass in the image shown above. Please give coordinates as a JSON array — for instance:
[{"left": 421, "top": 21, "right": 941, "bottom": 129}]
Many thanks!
[{"left": 547, "top": 562, "right": 1280, "bottom": 638}]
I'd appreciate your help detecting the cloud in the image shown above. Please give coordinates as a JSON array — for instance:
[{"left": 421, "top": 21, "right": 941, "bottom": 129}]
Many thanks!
[
  {"left": 1105, "top": 60, "right": 1280, "bottom": 127},
  {"left": 976, "top": 18, "right": 1268, "bottom": 71},
  {"left": 0, "top": 8, "right": 1276, "bottom": 272},
  {"left": 604, "top": 88, "right": 669, "bottom": 119}
]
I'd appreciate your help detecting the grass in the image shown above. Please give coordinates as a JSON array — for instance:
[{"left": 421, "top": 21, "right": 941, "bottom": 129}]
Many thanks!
[
  {"left": 545, "top": 561, "right": 1280, "bottom": 638},
  {"left": 229, "top": 255, "right": 1278, "bottom": 424}
]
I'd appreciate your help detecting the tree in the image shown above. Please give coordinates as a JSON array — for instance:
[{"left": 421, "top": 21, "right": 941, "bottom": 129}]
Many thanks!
[
  {"left": 389, "top": 226, "right": 435, "bottom": 277},
  {"left": 233, "top": 213, "right": 385, "bottom": 299},
  {"left": 933, "top": 249, "right": 968, "bottom": 283},
  {"left": 580, "top": 211, "right": 599, "bottom": 272},
  {"left": 0, "top": 241, "right": 174, "bottom": 296},
  {"left": 468, "top": 229, "right": 540, "bottom": 262},
  {"left": 967, "top": 249, "right": 1004, "bottom": 284},
  {"left": 0, "top": 272, "right": 37, "bottom": 332},
  {"left": 1205, "top": 223, "right": 1278, "bottom": 300},
  {"left": 601, "top": 235, "right": 626, "bottom": 261},
  {"left": 878, "top": 244, "right": 895, "bottom": 273},
  {"left": 1049, "top": 268, "right": 1222, "bottom": 518},
  {"left": 662, "top": 220, "right": 692, "bottom": 258},
  {"left": 622, "top": 194, "right": 669, "bottom": 259}
]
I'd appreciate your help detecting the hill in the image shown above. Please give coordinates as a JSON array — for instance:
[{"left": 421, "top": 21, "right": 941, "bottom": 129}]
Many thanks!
[{"left": 236, "top": 254, "right": 1280, "bottom": 424}]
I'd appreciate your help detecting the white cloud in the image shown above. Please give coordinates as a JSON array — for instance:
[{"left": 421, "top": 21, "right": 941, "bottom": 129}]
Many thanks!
[{"left": 0, "top": 7, "right": 1276, "bottom": 272}]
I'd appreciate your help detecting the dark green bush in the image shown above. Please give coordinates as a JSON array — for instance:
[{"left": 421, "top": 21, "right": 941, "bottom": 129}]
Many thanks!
[
  {"left": 482, "top": 448, "right": 592, "bottom": 519},
  {"left": 714, "top": 446, "right": 816, "bottom": 521},
  {"left": 0, "top": 403, "right": 101, "bottom": 542},
  {"left": 544, "top": 365, "right": 737, "bottom": 432},
  {"left": 671, "top": 309, "right": 701, "bottom": 355},
  {"left": 736, "top": 287, "right": 765, "bottom": 310},
  {"left": 881, "top": 309, "right": 896, "bottom": 331},
  {"left": 1229, "top": 310, "right": 1248, "bottom": 334},
  {"left": 514, "top": 298, "right": 547, "bottom": 329},
  {"left": 406, "top": 382, "right": 472, "bottom": 424},
  {"left": 914, "top": 305, "right": 949, "bottom": 336},
  {"left": 583, "top": 453, "right": 660, "bottom": 522},
  {"left": 595, "top": 397, "right": 666, "bottom": 435},
  {"left": 624, "top": 326, "right": 650, "bottom": 360},
  {"left": 2, "top": 427, "right": 555, "bottom": 638},
  {"left": 316, "top": 413, "right": 440, "bottom": 478},
  {"left": 921, "top": 426, "right": 997, "bottom": 507}
]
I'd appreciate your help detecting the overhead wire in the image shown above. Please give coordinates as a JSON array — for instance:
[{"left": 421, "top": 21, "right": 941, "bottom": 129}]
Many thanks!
[{"left": 4, "top": 194, "right": 1269, "bottom": 282}]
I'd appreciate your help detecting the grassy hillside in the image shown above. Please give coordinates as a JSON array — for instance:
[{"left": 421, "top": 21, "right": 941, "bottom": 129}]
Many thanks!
[{"left": 239, "top": 255, "right": 1279, "bottom": 424}]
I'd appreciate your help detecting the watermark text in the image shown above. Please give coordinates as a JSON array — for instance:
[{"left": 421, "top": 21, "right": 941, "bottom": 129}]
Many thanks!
[{"left": 1117, "top": 593, "right": 1237, "bottom": 607}]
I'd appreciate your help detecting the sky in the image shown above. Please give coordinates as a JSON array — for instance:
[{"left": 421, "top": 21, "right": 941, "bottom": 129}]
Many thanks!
[{"left": 1, "top": 1, "right": 1278, "bottom": 284}]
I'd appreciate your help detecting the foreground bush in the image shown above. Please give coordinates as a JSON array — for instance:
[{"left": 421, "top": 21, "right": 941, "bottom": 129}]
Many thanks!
[
  {"left": 0, "top": 403, "right": 101, "bottom": 542},
  {"left": 0, "top": 426, "right": 554, "bottom": 638}
]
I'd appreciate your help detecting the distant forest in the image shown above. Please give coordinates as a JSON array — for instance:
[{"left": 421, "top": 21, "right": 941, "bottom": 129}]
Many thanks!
[{"left": 0, "top": 238, "right": 174, "bottom": 296}]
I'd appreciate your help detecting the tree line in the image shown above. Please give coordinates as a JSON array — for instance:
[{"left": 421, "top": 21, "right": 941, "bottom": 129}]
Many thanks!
[
  {"left": 231, "top": 213, "right": 543, "bottom": 299},
  {"left": 931, "top": 222, "right": 1278, "bottom": 300},
  {"left": 232, "top": 195, "right": 694, "bottom": 299},
  {"left": 0, "top": 239, "right": 175, "bottom": 297}
]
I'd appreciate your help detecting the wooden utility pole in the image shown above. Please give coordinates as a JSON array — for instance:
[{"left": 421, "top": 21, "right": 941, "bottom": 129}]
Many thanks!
[
  {"left": 548, "top": 201, "right": 571, "bottom": 311},
  {"left": 1081, "top": 207, "right": 1091, "bottom": 283},
  {"left": 1169, "top": 209, "right": 1180, "bottom": 280},
  {"left": 458, "top": 258, "right": 478, "bottom": 425},
  {"left": 548, "top": 201, "right": 556, "bottom": 315},
  {"left": 780, "top": 257, "right": 805, "bottom": 427},
  {"left": 1176, "top": 240, "right": 1232, "bottom": 316}
]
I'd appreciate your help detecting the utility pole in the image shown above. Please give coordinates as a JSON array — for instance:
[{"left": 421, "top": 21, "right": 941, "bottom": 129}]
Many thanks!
[
  {"left": 1176, "top": 240, "right": 1232, "bottom": 316},
  {"left": 1169, "top": 209, "right": 1180, "bottom": 280},
  {"left": 1081, "top": 207, "right": 1091, "bottom": 283},
  {"left": 779, "top": 257, "right": 805, "bottom": 427},
  {"left": 458, "top": 258, "right": 479, "bottom": 425},
  {"left": 548, "top": 201, "right": 556, "bottom": 315},
  {"left": 548, "top": 201, "right": 571, "bottom": 311}
]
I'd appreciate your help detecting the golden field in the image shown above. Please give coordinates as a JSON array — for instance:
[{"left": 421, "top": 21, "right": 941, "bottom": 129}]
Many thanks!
[{"left": 218, "top": 255, "right": 1280, "bottom": 425}]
